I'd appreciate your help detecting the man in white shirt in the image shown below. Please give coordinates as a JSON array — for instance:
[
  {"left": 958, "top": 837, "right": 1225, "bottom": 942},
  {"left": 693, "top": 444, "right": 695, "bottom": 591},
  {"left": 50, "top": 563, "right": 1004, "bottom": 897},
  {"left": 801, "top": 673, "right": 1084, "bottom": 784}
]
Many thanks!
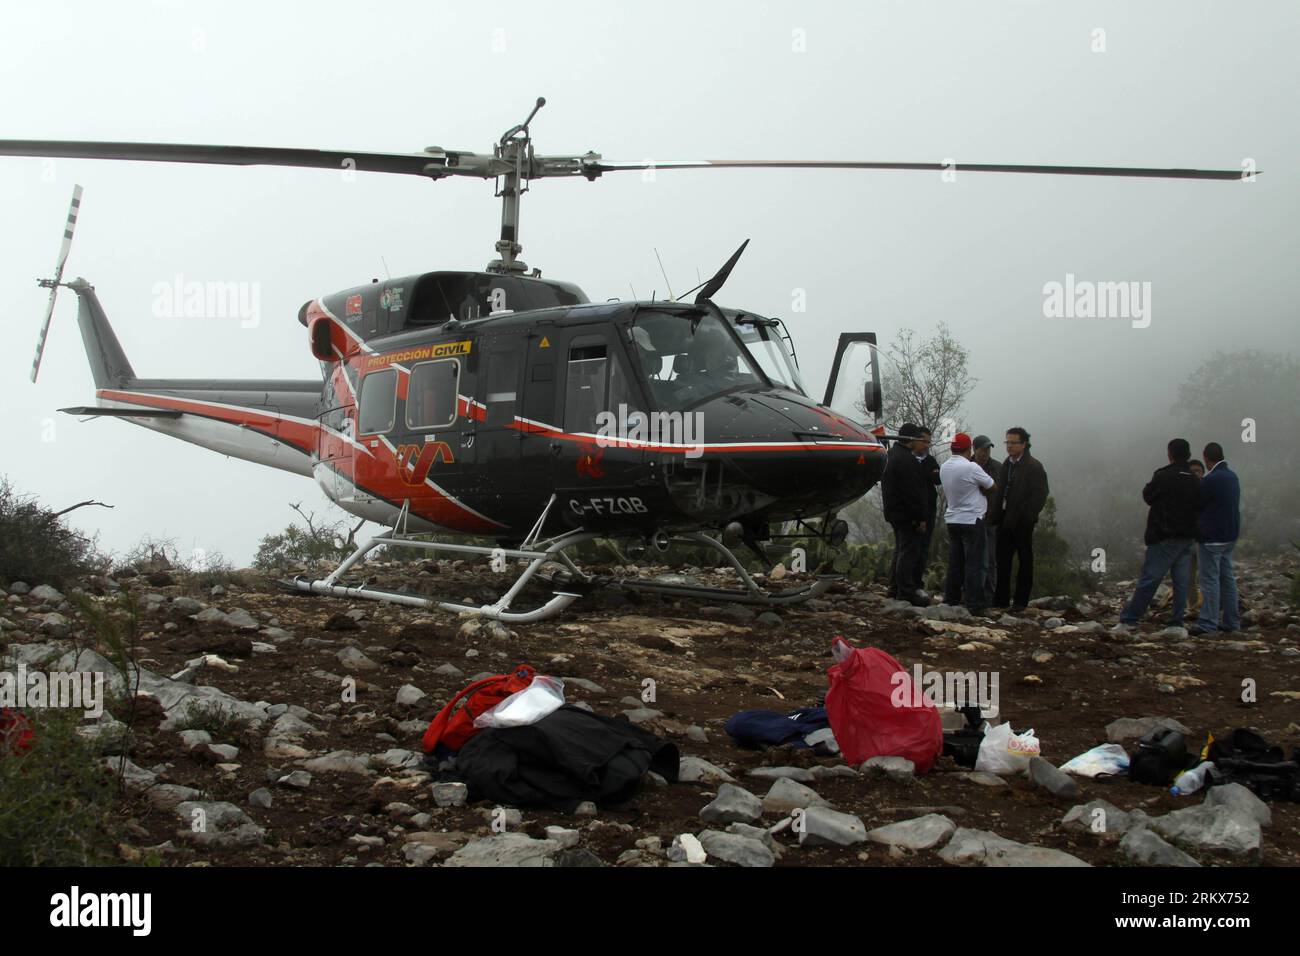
[{"left": 939, "top": 432, "right": 997, "bottom": 613}]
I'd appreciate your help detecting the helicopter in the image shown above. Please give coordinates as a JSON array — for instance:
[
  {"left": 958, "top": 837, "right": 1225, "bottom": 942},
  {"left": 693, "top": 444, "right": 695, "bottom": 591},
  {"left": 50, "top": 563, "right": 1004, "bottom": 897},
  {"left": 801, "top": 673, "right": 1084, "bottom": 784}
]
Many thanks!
[{"left": 4, "top": 98, "right": 1248, "bottom": 622}]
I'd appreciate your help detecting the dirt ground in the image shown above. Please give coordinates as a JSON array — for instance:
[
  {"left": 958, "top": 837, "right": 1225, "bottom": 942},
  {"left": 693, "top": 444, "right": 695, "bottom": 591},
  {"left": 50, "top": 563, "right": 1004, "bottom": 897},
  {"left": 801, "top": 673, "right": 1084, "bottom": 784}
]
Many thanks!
[
  {"left": 17, "top": 554, "right": 1279, "bottom": 874},
  {"left": 24, "top": 555, "right": 1293, "bottom": 869}
]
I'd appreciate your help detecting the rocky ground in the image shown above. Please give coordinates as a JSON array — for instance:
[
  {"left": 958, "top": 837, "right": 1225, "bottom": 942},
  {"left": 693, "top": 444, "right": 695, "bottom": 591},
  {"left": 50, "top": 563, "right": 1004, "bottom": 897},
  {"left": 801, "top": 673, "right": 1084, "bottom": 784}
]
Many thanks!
[{"left": 2, "top": 552, "right": 1298, "bottom": 868}]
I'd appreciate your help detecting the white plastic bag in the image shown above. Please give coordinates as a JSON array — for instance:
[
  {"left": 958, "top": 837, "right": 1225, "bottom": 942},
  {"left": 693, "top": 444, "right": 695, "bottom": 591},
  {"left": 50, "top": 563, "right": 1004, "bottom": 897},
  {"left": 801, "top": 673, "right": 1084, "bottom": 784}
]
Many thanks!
[
  {"left": 974, "top": 722, "right": 1040, "bottom": 774},
  {"left": 1059, "top": 743, "right": 1130, "bottom": 778},
  {"left": 472, "top": 675, "right": 565, "bottom": 729}
]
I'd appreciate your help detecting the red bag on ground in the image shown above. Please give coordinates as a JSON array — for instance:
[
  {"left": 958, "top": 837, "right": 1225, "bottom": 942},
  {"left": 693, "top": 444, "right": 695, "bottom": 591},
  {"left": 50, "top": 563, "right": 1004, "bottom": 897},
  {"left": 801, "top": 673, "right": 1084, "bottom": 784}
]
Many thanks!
[
  {"left": 422, "top": 665, "right": 536, "bottom": 755},
  {"left": 825, "top": 637, "right": 942, "bottom": 773},
  {"left": 0, "top": 708, "right": 35, "bottom": 756}
]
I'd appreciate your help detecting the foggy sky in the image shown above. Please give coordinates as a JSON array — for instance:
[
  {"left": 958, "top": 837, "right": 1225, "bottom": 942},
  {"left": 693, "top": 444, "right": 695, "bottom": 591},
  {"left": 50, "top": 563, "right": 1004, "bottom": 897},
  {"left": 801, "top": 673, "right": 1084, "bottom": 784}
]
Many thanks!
[{"left": 2, "top": 0, "right": 1296, "bottom": 567}]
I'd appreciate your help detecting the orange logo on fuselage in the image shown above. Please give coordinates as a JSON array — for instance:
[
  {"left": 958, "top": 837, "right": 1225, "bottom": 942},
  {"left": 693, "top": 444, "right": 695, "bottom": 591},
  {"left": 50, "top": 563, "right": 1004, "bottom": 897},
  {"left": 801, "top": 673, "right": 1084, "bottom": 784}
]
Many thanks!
[{"left": 396, "top": 441, "right": 455, "bottom": 485}]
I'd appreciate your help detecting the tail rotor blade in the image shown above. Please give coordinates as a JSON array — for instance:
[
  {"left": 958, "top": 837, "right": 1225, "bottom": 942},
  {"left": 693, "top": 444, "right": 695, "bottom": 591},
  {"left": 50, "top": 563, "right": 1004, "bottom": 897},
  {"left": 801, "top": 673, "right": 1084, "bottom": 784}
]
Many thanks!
[
  {"left": 32, "top": 184, "right": 83, "bottom": 383},
  {"left": 54, "top": 183, "right": 83, "bottom": 278}
]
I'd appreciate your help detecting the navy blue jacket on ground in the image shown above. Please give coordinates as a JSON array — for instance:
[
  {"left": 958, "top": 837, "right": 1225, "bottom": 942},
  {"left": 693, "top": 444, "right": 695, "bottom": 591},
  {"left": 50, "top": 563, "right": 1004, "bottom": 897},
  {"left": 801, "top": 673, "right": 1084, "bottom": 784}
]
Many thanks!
[
  {"left": 1198, "top": 461, "right": 1241, "bottom": 543},
  {"left": 725, "top": 707, "right": 829, "bottom": 748}
]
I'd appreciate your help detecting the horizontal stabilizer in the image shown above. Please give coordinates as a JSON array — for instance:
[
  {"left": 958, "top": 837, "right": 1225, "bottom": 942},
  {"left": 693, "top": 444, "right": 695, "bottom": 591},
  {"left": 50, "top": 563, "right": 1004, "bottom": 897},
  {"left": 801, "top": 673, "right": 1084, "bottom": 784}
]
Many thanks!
[{"left": 60, "top": 405, "right": 182, "bottom": 418}]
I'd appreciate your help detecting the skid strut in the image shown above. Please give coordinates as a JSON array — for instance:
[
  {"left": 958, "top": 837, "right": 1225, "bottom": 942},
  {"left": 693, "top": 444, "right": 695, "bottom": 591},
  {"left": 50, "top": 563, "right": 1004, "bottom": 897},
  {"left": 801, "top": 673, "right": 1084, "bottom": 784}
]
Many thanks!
[
  {"left": 290, "top": 525, "right": 596, "bottom": 624},
  {"left": 606, "top": 531, "right": 842, "bottom": 605}
]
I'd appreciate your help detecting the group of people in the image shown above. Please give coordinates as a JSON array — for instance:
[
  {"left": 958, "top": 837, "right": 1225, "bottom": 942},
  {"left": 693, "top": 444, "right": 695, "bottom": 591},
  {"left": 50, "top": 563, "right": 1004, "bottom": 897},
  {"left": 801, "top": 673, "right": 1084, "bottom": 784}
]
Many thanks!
[
  {"left": 881, "top": 424, "right": 1049, "bottom": 615},
  {"left": 1116, "top": 439, "right": 1241, "bottom": 635},
  {"left": 880, "top": 424, "right": 1243, "bottom": 635}
]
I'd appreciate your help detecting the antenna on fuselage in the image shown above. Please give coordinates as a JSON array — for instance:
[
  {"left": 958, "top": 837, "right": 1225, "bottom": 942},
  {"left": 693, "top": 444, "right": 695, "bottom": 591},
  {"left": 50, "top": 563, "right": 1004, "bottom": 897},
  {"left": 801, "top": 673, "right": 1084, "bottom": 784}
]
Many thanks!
[{"left": 654, "top": 248, "right": 675, "bottom": 301}]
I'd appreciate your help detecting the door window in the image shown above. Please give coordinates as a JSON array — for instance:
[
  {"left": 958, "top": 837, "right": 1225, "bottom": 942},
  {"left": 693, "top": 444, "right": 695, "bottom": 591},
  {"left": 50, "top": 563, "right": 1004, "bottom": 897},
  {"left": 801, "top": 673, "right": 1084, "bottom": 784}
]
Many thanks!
[
  {"left": 406, "top": 359, "right": 460, "bottom": 430},
  {"left": 484, "top": 339, "right": 522, "bottom": 427},
  {"left": 564, "top": 343, "right": 608, "bottom": 433},
  {"left": 358, "top": 368, "right": 397, "bottom": 434}
]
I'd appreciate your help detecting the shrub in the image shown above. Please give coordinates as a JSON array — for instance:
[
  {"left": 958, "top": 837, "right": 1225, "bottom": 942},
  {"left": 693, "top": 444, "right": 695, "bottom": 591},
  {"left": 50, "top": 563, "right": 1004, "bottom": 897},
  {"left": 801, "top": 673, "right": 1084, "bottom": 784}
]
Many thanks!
[
  {"left": 1291, "top": 543, "right": 1300, "bottom": 605},
  {"left": 254, "top": 504, "right": 366, "bottom": 571},
  {"left": 0, "top": 703, "right": 122, "bottom": 866},
  {"left": 117, "top": 534, "right": 182, "bottom": 573},
  {"left": 0, "top": 476, "right": 105, "bottom": 587},
  {"left": 1029, "top": 497, "right": 1099, "bottom": 600}
]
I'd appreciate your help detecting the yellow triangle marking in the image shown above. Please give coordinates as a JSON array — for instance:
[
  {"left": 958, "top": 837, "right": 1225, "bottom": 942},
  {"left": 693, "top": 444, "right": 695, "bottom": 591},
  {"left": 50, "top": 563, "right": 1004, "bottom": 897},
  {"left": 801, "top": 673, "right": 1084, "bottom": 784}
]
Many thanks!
[{"left": 539, "top": 336, "right": 550, "bottom": 348}]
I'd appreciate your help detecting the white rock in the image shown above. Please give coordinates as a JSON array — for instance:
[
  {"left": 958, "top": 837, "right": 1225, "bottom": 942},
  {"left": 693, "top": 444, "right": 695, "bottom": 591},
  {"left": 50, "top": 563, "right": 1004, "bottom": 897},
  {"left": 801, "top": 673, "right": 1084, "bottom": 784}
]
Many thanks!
[{"left": 867, "top": 814, "right": 956, "bottom": 850}]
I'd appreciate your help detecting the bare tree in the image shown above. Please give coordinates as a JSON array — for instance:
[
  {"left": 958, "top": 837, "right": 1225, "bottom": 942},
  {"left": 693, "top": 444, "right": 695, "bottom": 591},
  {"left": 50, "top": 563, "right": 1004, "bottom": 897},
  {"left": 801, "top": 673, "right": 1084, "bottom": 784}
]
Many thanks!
[
  {"left": 876, "top": 322, "right": 976, "bottom": 436},
  {"left": 842, "top": 323, "right": 977, "bottom": 546}
]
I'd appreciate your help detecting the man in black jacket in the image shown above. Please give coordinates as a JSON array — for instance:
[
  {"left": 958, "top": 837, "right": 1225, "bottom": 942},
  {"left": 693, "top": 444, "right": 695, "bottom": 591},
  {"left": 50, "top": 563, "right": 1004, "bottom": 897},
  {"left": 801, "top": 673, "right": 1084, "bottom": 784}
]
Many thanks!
[
  {"left": 993, "top": 427, "right": 1050, "bottom": 611},
  {"left": 1118, "top": 438, "right": 1200, "bottom": 630},
  {"left": 915, "top": 426, "right": 942, "bottom": 587},
  {"left": 882, "top": 423, "right": 930, "bottom": 606},
  {"left": 973, "top": 435, "right": 1002, "bottom": 607}
]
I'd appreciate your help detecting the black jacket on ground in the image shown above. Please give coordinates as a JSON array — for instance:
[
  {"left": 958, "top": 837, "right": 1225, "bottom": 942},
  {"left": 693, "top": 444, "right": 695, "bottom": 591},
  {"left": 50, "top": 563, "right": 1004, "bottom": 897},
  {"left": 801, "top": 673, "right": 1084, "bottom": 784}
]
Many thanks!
[
  {"left": 996, "top": 452, "right": 1049, "bottom": 530},
  {"left": 1142, "top": 460, "right": 1200, "bottom": 545},
  {"left": 453, "top": 706, "right": 680, "bottom": 812},
  {"left": 882, "top": 442, "right": 928, "bottom": 525}
]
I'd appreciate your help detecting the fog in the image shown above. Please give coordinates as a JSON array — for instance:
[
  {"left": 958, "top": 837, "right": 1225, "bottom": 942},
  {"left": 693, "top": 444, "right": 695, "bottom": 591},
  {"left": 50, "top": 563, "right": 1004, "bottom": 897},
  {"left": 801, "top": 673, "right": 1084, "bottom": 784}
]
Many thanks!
[{"left": 2, "top": 0, "right": 1296, "bottom": 567}]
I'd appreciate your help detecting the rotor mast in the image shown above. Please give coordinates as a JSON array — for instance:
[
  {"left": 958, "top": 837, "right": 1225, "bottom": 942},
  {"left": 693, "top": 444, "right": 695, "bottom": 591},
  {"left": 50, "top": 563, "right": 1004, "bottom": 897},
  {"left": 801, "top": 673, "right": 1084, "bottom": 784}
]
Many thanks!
[{"left": 488, "top": 96, "right": 546, "bottom": 275}]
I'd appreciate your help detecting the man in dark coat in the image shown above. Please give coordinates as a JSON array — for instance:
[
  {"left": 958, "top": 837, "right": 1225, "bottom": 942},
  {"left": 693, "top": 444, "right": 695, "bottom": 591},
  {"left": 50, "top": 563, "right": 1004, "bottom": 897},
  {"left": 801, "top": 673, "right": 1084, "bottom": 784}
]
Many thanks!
[
  {"left": 881, "top": 423, "right": 929, "bottom": 606},
  {"left": 1118, "top": 438, "right": 1200, "bottom": 630},
  {"left": 915, "top": 426, "right": 942, "bottom": 587},
  {"left": 993, "top": 426, "right": 1050, "bottom": 611},
  {"left": 972, "top": 435, "right": 1002, "bottom": 607},
  {"left": 1190, "top": 441, "right": 1241, "bottom": 636}
]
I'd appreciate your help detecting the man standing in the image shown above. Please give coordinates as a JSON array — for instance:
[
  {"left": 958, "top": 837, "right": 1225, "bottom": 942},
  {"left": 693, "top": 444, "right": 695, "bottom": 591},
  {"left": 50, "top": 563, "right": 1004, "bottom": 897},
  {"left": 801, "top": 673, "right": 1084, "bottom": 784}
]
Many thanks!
[
  {"left": 940, "top": 433, "right": 996, "bottom": 614},
  {"left": 881, "top": 423, "right": 929, "bottom": 606},
  {"left": 1117, "top": 438, "right": 1201, "bottom": 631},
  {"left": 1191, "top": 442, "right": 1241, "bottom": 636},
  {"left": 972, "top": 435, "right": 1001, "bottom": 608},
  {"left": 914, "top": 426, "right": 941, "bottom": 588},
  {"left": 993, "top": 427, "right": 1049, "bottom": 611}
]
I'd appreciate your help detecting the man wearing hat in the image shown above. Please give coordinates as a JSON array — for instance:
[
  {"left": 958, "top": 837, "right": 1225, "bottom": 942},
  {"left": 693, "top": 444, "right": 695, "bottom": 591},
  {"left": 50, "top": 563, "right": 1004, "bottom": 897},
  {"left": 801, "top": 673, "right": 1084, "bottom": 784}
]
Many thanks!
[
  {"left": 881, "top": 423, "right": 930, "bottom": 606},
  {"left": 972, "top": 435, "right": 1001, "bottom": 608},
  {"left": 939, "top": 432, "right": 996, "bottom": 613}
]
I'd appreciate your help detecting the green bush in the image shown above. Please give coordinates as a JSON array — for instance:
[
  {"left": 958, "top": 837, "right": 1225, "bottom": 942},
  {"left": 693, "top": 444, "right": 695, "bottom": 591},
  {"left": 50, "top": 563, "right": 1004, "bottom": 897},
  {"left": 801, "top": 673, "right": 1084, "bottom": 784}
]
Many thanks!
[
  {"left": 1029, "top": 497, "right": 1099, "bottom": 600},
  {"left": 1291, "top": 543, "right": 1300, "bottom": 604},
  {"left": 0, "top": 476, "right": 105, "bottom": 587},
  {"left": 0, "top": 704, "right": 122, "bottom": 866},
  {"left": 254, "top": 506, "right": 365, "bottom": 570}
]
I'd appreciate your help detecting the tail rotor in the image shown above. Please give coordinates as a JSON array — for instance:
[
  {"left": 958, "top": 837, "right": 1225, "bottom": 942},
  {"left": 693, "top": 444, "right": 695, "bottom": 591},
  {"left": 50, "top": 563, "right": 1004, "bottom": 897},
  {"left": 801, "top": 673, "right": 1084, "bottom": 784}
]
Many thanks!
[{"left": 32, "top": 183, "right": 83, "bottom": 382}]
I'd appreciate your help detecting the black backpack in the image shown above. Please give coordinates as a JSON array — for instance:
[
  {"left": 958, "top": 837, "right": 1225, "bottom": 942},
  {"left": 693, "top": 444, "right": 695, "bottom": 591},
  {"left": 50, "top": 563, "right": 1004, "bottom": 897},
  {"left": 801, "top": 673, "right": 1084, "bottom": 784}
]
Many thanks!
[
  {"left": 1207, "top": 729, "right": 1300, "bottom": 803},
  {"left": 942, "top": 705, "right": 986, "bottom": 769},
  {"left": 1129, "top": 727, "right": 1193, "bottom": 786}
]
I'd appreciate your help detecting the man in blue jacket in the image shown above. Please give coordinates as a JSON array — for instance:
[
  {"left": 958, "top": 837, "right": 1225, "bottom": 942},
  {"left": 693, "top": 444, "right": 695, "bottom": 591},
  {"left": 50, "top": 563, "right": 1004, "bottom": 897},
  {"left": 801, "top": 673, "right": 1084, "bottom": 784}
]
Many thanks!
[{"left": 1190, "top": 442, "right": 1241, "bottom": 636}]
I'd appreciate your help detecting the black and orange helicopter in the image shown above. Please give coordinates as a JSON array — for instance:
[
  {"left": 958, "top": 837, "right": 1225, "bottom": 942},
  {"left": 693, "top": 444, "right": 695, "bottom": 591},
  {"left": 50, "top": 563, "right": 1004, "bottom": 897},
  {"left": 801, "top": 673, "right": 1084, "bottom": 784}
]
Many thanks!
[{"left": 4, "top": 99, "right": 1247, "bottom": 621}]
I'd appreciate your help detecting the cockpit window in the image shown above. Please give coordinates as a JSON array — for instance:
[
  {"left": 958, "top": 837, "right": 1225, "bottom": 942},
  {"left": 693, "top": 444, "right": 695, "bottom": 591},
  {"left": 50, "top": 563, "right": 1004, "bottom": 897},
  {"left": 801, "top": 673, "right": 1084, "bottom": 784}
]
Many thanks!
[
  {"left": 733, "top": 319, "right": 806, "bottom": 395},
  {"left": 631, "top": 309, "right": 764, "bottom": 411}
]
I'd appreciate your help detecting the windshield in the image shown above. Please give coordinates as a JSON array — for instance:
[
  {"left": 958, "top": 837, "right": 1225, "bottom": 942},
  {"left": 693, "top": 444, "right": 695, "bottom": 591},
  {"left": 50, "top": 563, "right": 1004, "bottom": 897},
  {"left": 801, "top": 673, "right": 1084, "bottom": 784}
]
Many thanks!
[
  {"left": 733, "top": 318, "right": 806, "bottom": 395},
  {"left": 631, "top": 309, "right": 764, "bottom": 411}
]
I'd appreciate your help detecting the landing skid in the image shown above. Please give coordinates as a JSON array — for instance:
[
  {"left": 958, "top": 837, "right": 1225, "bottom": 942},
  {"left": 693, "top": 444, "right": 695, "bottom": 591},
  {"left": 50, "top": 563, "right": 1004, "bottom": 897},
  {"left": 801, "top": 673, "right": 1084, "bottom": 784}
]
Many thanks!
[
  {"left": 288, "top": 505, "right": 841, "bottom": 622},
  {"left": 288, "top": 527, "right": 595, "bottom": 624},
  {"left": 590, "top": 531, "right": 841, "bottom": 606}
]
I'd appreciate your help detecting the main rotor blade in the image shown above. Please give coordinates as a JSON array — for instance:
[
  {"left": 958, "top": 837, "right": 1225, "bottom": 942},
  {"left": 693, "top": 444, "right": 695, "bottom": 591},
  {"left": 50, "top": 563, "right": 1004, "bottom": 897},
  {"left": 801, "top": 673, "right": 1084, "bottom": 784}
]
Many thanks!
[
  {"left": 590, "top": 159, "right": 1249, "bottom": 181},
  {"left": 0, "top": 140, "right": 458, "bottom": 177},
  {"left": 0, "top": 141, "right": 1251, "bottom": 181}
]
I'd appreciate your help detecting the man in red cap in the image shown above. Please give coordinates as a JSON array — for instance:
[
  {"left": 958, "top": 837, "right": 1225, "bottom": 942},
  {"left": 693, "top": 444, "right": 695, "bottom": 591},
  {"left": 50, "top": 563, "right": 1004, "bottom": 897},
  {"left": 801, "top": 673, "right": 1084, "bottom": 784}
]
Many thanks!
[{"left": 939, "top": 432, "right": 997, "bottom": 614}]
